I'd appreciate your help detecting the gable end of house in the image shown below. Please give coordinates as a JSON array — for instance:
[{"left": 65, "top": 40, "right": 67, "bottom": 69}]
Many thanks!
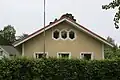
[{"left": 13, "top": 14, "right": 114, "bottom": 47}]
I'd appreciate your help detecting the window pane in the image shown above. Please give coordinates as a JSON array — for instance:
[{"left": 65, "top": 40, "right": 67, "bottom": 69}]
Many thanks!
[
  {"left": 36, "top": 53, "right": 46, "bottom": 58},
  {"left": 61, "top": 30, "right": 67, "bottom": 39},
  {"left": 38, "top": 54, "right": 43, "bottom": 58},
  {"left": 83, "top": 54, "right": 91, "bottom": 60},
  {"left": 53, "top": 30, "right": 59, "bottom": 39},
  {"left": 69, "top": 31, "right": 75, "bottom": 39},
  {"left": 59, "top": 53, "right": 69, "bottom": 58},
  {"left": 61, "top": 54, "right": 69, "bottom": 58}
]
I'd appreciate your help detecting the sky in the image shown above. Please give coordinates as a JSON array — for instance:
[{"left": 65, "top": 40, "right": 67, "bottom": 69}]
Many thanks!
[{"left": 0, "top": 0, "right": 120, "bottom": 45}]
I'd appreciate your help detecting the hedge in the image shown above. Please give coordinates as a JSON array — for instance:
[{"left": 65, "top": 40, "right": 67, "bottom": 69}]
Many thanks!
[{"left": 0, "top": 58, "right": 120, "bottom": 80}]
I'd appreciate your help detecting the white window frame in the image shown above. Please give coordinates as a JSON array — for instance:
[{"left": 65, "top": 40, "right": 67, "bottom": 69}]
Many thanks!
[
  {"left": 57, "top": 52, "right": 71, "bottom": 59},
  {"left": 34, "top": 52, "right": 48, "bottom": 58},
  {"left": 80, "top": 52, "right": 94, "bottom": 60},
  {"left": 68, "top": 29, "right": 76, "bottom": 41},
  {"left": 60, "top": 29, "right": 68, "bottom": 40},
  {"left": 52, "top": 29, "right": 60, "bottom": 40}
]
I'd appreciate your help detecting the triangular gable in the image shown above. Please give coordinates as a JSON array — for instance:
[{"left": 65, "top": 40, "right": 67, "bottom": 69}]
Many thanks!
[{"left": 13, "top": 16, "right": 114, "bottom": 47}]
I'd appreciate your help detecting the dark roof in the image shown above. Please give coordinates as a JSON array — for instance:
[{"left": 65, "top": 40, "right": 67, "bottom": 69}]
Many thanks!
[{"left": 0, "top": 45, "right": 20, "bottom": 55}]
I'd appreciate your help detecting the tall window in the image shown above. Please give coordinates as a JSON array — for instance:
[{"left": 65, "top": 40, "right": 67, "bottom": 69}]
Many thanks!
[
  {"left": 61, "top": 30, "right": 67, "bottom": 39},
  {"left": 35, "top": 52, "right": 48, "bottom": 58},
  {"left": 80, "top": 52, "right": 93, "bottom": 60},
  {"left": 53, "top": 29, "right": 60, "bottom": 40},
  {"left": 69, "top": 30, "right": 75, "bottom": 40}
]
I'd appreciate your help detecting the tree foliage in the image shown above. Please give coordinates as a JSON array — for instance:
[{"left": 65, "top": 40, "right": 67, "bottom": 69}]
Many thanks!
[
  {"left": 104, "top": 36, "right": 120, "bottom": 59},
  {"left": 0, "top": 25, "right": 16, "bottom": 45},
  {"left": 107, "top": 36, "right": 115, "bottom": 45},
  {"left": 102, "top": 0, "right": 120, "bottom": 29},
  {"left": 0, "top": 35, "right": 9, "bottom": 45}
]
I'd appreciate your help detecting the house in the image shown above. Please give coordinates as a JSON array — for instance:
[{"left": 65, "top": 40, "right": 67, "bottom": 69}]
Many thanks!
[
  {"left": 13, "top": 13, "right": 113, "bottom": 60},
  {"left": 0, "top": 45, "right": 20, "bottom": 59}
]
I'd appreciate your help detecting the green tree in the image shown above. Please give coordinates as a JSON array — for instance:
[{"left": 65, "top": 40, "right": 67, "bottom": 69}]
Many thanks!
[
  {"left": 0, "top": 25, "right": 16, "bottom": 45},
  {"left": 0, "top": 35, "right": 9, "bottom": 45},
  {"left": 104, "top": 36, "right": 120, "bottom": 59},
  {"left": 107, "top": 36, "right": 115, "bottom": 45},
  {"left": 102, "top": 0, "right": 120, "bottom": 29},
  {"left": 3, "top": 25, "right": 16, "bottom": 43}
]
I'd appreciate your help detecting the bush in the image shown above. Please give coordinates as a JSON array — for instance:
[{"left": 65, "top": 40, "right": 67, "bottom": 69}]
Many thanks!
[{"left": 0, "top": 58, "right": 120, "bottom": 80}]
